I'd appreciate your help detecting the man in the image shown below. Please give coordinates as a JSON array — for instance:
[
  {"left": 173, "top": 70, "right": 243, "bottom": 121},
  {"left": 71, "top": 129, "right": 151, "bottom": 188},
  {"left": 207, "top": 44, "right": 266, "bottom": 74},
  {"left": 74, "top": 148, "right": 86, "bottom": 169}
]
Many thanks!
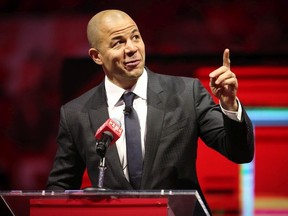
[{"left": 46, "top": 9, "right": 254, "bottom": 213}]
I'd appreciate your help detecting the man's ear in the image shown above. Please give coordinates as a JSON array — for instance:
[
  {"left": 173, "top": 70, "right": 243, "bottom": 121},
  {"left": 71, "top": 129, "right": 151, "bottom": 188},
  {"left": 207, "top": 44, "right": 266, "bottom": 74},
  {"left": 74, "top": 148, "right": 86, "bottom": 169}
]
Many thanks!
[{"left": 88, "top": 48, "right": 103, "bottom": 65}]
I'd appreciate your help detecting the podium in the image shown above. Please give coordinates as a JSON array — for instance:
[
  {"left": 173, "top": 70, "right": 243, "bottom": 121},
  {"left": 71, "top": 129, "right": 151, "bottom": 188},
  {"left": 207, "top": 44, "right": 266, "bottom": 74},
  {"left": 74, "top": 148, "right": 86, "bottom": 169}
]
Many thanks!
[{"left": 0, "top": 190, "right": 210, "bottom": 216}]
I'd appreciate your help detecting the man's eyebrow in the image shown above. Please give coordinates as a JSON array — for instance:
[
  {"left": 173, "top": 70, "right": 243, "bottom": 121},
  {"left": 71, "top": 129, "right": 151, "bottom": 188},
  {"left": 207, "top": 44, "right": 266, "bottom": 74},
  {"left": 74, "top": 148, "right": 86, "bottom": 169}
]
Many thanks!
[
  {"left": 131, "top": 29, "right": 139, "bottom": 34},
  {"left": 111, "top": 35, "right": 123, "bottom": 41}
]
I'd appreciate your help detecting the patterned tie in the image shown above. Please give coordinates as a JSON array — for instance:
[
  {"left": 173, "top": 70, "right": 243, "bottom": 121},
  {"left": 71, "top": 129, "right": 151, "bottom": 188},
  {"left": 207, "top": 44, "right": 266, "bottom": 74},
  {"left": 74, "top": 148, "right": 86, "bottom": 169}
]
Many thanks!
[{"left": 122, "top": 92, "right": 143, "bottom": 189}]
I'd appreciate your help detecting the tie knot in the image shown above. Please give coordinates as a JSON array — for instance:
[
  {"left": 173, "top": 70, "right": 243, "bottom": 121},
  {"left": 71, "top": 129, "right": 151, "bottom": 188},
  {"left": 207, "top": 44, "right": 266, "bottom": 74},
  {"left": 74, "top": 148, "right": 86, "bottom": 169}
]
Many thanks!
[{"left": 122, "top": 92, "right": 136, "bottom": 107}]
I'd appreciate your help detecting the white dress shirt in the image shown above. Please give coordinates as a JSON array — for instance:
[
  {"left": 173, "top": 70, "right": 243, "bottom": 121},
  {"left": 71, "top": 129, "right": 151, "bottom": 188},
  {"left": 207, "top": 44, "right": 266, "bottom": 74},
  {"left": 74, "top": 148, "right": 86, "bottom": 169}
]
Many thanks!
[
  {"left": 104, "top": 69, "right": 242, "bottom": 179},
  {"left": 105, "top": 69, "right": 148, "bottom": 179}
]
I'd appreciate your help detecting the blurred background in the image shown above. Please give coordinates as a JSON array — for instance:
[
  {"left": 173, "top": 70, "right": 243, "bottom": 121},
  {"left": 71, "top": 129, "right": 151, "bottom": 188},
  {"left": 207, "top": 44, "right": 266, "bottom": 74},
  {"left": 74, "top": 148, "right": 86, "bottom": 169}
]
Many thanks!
[{"left": 0, "top": 0, "right": 288, "bottom": 215}]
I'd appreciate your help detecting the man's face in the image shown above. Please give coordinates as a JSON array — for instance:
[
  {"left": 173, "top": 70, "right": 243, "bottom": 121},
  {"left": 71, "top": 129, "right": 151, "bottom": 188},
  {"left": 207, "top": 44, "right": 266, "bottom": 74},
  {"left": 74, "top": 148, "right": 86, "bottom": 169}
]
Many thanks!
[{"left": 94, "top": 15, "right": 145, "bottom": 89}]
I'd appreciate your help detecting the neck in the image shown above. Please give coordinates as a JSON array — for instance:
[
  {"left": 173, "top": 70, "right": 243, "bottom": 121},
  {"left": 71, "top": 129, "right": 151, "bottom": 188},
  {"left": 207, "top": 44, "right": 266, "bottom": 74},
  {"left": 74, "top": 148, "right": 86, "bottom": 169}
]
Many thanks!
[{"left": 106, "top": 76, "right": 138, "bottom": 90}]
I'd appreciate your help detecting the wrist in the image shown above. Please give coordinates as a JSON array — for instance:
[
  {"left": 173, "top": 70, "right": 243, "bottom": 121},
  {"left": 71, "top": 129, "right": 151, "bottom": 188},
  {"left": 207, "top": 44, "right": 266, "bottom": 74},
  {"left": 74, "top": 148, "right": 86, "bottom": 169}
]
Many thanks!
[{"left": 221, "top": 99, "right": 238, "bottom": 111}]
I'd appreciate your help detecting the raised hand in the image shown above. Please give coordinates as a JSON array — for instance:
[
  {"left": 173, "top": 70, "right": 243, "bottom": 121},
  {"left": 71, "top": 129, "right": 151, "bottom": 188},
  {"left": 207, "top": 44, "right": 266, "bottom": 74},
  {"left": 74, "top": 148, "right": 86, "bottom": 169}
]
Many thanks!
[{"left": 209, "top": 49, "right": 238, "bottom": 111}]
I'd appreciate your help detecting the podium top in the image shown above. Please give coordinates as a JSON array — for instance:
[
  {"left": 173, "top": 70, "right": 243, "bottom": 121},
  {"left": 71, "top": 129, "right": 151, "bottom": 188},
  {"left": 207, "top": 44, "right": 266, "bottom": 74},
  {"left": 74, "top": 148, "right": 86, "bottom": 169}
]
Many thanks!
[
  {"left": 0, "top": 190, "right": 210, "bottom": 216},
  {"left": 1, "top": 189, "right": 199, "bottom": 197}
]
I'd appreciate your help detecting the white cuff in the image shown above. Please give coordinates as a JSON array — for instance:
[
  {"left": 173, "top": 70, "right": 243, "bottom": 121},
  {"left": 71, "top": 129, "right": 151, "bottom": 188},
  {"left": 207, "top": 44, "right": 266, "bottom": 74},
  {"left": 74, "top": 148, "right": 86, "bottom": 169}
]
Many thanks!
[{"left": 220, "top": 97, "right": 242, "bottom": 122}]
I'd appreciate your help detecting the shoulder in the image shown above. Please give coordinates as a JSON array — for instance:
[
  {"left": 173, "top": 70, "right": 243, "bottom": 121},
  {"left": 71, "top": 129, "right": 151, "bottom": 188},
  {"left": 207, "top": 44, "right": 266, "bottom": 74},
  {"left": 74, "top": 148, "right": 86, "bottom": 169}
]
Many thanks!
[
  {"left": 146, "top": 67, "right": 202, "bottom": 90},
  {"left": 62, "top": 81, "right": 105, "bottom": 111}
]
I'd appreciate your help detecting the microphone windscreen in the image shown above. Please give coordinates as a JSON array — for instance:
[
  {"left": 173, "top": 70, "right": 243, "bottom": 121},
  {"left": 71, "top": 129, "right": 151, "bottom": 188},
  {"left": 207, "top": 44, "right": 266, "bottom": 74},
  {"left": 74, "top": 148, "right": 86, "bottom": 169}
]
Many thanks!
[{"left": 95, "top": 118, "right": 123, "bottom": 144}]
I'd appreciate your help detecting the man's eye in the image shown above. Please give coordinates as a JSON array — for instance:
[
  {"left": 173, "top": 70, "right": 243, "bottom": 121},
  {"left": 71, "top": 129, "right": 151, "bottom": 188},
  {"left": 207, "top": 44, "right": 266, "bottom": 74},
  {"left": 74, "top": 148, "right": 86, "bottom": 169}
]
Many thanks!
[
  {"left": 133, "top": 35, "right": 140, "bottom": 40},
  {"left": 113, "top": 41, "right": 122, "bottom": 47}
]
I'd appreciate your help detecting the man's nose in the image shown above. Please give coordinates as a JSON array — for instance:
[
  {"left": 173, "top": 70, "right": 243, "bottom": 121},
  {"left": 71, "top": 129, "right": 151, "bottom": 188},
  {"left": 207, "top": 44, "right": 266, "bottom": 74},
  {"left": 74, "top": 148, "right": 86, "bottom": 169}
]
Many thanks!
[{"left": 125, "top": 40, "right": 137, "bottom": 54}]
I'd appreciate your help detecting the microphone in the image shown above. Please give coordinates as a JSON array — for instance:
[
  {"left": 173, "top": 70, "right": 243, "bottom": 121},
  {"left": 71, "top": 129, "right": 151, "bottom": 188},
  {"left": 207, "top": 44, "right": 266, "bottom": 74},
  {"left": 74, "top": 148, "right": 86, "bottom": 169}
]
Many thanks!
[{"left": 95, "top": 118, "right": 123, "bottom": 158}]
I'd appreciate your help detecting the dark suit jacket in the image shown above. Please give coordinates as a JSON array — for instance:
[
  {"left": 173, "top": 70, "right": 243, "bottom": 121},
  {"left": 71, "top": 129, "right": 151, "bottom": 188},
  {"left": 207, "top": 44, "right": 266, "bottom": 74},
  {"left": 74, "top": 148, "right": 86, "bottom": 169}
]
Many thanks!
[{"left": 46, "top": 68, "right": 254, "bottom": 210}]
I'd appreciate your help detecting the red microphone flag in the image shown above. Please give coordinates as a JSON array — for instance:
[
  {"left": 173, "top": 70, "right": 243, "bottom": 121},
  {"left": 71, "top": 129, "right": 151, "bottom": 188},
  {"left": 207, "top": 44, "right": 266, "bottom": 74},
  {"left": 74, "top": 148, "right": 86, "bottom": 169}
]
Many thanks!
[{"left": 95, "top": 118, "right": 123, "bottom": 144}]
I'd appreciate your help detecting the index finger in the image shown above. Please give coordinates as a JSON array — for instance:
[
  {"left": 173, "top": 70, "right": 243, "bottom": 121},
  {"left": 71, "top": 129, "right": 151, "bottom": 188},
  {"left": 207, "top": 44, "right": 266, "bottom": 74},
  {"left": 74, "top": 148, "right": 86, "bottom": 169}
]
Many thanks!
[{"left": 223, "top": 48, "right": 231, "bottom": 68}]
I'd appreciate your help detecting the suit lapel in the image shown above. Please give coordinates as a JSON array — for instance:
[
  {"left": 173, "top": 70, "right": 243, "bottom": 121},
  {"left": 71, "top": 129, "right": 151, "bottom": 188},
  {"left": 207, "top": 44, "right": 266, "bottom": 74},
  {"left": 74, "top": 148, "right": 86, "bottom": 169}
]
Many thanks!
[
  {"left": 141, "top": 71, "right": 165, "bottom": 188},
  {"left": 88, "top": 82, "right": 129, "bottom": 187},
  {"left": 88, "top": 82, "right": 109, "bottom": 134}
]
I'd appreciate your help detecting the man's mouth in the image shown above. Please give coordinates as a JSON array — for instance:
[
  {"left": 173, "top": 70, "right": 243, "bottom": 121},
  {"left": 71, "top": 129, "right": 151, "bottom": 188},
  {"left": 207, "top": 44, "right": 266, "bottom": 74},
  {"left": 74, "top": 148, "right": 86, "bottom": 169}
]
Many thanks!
[{"left": 125, "top": 60, "right": 141, "bottom": 68}]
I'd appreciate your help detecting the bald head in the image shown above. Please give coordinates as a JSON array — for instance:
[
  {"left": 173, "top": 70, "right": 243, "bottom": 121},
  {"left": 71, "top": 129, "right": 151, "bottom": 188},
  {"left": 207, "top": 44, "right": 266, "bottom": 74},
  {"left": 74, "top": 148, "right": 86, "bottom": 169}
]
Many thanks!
[
  {"left": 86, "top": 9, "right": 145, "bottom": 89},
  {"left": 87, "top": 10, "right": 136, "bottom": 49}
]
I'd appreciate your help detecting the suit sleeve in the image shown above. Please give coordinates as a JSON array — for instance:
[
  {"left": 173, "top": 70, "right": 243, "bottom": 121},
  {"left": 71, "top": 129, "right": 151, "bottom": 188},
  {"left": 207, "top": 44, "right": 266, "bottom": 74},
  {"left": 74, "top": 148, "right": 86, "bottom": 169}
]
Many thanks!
[
  {"left": 194, "top": 79, "right": 254, "bottom": 163},
  {"left": 46, "top": 106, "right": 85, "bottom": 190}
]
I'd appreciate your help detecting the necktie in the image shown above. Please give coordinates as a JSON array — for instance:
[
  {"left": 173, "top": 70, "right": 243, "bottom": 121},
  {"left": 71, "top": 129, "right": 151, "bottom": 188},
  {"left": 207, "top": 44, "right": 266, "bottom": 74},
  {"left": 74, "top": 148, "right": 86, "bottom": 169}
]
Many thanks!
[{"left": 122, "top": 92, "right": 142, "bottom": 189}]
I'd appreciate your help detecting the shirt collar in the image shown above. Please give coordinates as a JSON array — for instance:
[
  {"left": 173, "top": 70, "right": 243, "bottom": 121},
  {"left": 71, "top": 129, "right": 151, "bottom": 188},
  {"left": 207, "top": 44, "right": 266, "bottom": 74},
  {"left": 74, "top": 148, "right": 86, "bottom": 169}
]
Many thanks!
[{"left": 105, "top": 68, "right": 148, "bottom": 107}]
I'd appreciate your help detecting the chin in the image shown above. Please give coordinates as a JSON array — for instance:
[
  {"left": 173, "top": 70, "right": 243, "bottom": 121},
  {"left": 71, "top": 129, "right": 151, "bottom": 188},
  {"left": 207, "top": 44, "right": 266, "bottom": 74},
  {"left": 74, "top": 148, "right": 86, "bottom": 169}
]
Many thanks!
[{"left": 126, "top": 67, "right": 143, "bottom": 77}]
